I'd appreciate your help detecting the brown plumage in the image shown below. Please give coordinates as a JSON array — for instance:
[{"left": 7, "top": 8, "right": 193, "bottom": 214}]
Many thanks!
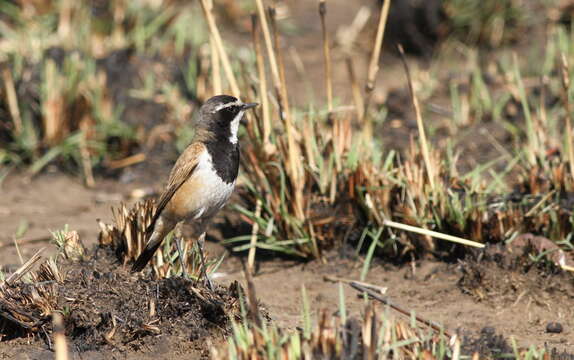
[
  {"left": 131, "top": 142, "right": 204, "bottom": 272},
  {"left": 131, "top": 95, "right": 258, "bottom": 278}
]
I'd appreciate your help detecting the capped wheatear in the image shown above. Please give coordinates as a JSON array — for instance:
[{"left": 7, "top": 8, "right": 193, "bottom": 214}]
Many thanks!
[{"left": 131, "top": 95, "right": 258, "bottom": 288}]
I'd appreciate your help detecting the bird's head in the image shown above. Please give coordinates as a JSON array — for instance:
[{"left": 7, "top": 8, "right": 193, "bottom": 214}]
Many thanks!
[{"left": 196, "top": 95, "right": 258, "bottom": 144}]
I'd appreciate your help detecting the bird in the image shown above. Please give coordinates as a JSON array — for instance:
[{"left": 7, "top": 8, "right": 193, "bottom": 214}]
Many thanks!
[{"left": 131, "top": 95, "right": 258, "bottom": 288}]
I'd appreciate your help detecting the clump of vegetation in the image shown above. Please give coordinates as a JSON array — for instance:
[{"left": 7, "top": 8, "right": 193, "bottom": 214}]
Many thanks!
[
  {"left": 444, "top": 0, "right": 528, "bottom": 47},
  {"left": 212, "top": 283, "right": 549, "bottom": 359},
  {"left": 1, "top": 224, "right": 240, "bottom": 354},
  {"left": 0, "top": 252, "right": 62, "bottom": 340},
  {"left": 0, "top": 0, "right": 208, "bottom": 185},
  {"left": 214, "top": 0, "right": 574, "bottom": 268},
  {"left": 97, "top": 200, "right": 224, "bottom": 280}
]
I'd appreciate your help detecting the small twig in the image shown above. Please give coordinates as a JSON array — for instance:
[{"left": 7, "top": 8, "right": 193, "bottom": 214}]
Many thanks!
[
  {"left": 383, "top": 219, "right": 485, "bottom": 248},
  {"left": 247, "top": 199, "right": 262, "bottom": 274},
  {"left": 319, "top": 0, "right": 333, "bottom": 113},
  {"left": 398, "top": 44, "right": 435, "bottom": 190},
  {"left": 349, "top": 282, "right": 451, "bottom": 337},
  {"left": 524, "top": 190, "right": 555, "bottom": 217},
  {"left": 324, "top": 275, "right": 387, "bottom": 294},
  {"left": 4, "top": 247, "right": 45, "bottom": 286},
  {"left": 106, "top": 153, "right": 146, "bottom": 170},
  {"left": 42, "top": 325, "right": 52, "bottom": 351}
]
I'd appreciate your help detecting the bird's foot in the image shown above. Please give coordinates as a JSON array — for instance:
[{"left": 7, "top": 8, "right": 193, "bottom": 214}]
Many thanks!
[
  {"left": 174, "top": 235, "right": 188, "bottom": 279},
  {"left": 203, "top": 274, "right": 215, "bottom": 292}
]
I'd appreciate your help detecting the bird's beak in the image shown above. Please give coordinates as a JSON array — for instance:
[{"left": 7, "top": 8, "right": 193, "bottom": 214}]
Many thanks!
[{"left": 242, "top": 102, "right": 259, "bottom": 110}]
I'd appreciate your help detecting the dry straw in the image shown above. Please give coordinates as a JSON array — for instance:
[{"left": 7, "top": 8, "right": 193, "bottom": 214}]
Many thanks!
[{"left": 199, "top": 0, "right": 240, "bottom": 97}]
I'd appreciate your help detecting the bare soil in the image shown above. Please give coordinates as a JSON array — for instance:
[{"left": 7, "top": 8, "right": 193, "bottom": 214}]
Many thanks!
[{"left": 2, "top": 176, "right": 574, "bottom": 358}]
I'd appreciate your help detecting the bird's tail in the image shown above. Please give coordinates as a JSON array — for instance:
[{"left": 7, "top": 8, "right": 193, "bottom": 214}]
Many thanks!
[{"left": 131, "top": 219, "right": 171, "bottom": 272}]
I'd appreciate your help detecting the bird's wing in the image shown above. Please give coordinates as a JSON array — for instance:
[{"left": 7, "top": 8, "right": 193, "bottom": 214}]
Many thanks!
[{"left": 146, "top": 142, "right": 205, "bottom": 236}]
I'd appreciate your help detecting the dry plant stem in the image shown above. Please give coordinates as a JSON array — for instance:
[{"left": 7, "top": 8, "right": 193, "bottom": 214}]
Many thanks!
[
  {"left": 254, "top": 0, "right": 281, "bottom": 88},
  {"left": 365, "top": 0, "right": 391, "bottom": 91},
  {"left": 338, "top": 6, "right": 371, "bottom": 54},
  {"left": 398, "top": 45, "right": 435, "bottom": 190},
  {"left": 206, "top": 0, "right": 222, "bottom": 95},
  {"left": 319, "top": 0, "right": 333, "bottom": 112},
  {"left": 247, "top": 199, "right": 262, "bottom": 274},
  {"left": 0, "top": 235, "right": 51, "bottom": 249},
  {"left": 210, "top": 38, "right": 222, "bottom": 95},
  {"left": 524, "top": 190, "right": 555, "bottom": 217},
  {"left": 199, "top": 0, "right": 240, "bottom": 97},
  {"left": 244, "top": 268, "right": 262, "bottom": 327},
  {"left": 4, "top": 248, "right": 45, "bottom": 286},
  {"left": 57, "top": 0, "right": 72, "bottom": 39},
  {"left": 2, "top": 66, "right": 22, "bottom": 135},
  {"left": 53, "top": 313, "right": 69, "bottom": 360},
  {"left": 560, "top": 54, "right": 574, "bottom": 183},
  {"left": 349, "top": 282, "right": 452, "bottom": 338},
  {"left": 346, "top": 57, "right": 364, "bottom": 120},
  {"left": 251, "top": 14, "right": 271, "bottom": 145},
  {"left": 196, "top": 46, "right": 210, "bottom": 101},
  {"left": 363, "top": 0, "right": 391, "bottom": 123},
  {"left": 106, "top": 153, "right": 146, "bottom": 169},
  {"left": 268, "top": 6, "right": 304, "bottom": 219},
  {"left": 361, "top": 0, "right": 391, "bottom": 142},
  {"left": 269, "top": 7, "right": 292, "bottom": 120},
  {"left": 255, "top": 2, "right": 295, "bottom": 137},
  {"left": 323, "top": 275, "right": 387, "bottom": 294},
  {"left": 383, "top": 219, "right": 485, "bottom": 248},
  {"left": 79, "top": 122, "right": 95, "bottom": 188}
]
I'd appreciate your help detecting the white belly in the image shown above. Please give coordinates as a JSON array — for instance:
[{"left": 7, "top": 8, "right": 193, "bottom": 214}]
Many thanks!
[
  {"left": 178, "top": 150, "right": 235, "bottom": 221},
  {"left": 190, "top": 164, "right": 235, "bottom": 219}
]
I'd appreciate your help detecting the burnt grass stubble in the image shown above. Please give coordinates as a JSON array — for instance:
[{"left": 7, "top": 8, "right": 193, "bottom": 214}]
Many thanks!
[{"left": 2, "top": 245, "right": 243, "bottom": 356}]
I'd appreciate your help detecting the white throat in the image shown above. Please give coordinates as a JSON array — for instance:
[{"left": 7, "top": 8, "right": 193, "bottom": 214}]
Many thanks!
[{"left": 229, "top": 110, "right": 244, "bottom": 144}]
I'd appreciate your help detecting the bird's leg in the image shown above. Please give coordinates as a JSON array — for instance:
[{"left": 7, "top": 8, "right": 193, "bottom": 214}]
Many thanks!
[
  {"left": 197, "top": 232, "right": 214, "bottom": 290},
  {"left": 173, "top": 226, "right": 188, "bottom": 278}
]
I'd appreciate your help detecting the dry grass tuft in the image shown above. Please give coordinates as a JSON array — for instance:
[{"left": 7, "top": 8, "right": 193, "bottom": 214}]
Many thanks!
[
  {"left": 212, "top": 300, "right": 459, "bottom": 359},
  {"left": 0, "top": 253, "right": 64, "bottom": 340},
  {"left": 97, "top": 200, "right": 222, "bottom": 279}
]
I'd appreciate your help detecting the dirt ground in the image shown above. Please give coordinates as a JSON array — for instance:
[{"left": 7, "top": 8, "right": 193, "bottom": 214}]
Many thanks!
[
  {"left": 2, "top": 0, "right": 574, "bottom": 357},
  {"left": 2, "top": 176, "right": 574, "bottom": 358}
]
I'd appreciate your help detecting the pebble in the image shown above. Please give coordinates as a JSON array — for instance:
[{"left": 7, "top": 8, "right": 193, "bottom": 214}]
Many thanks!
[{"left": 546, "top": 322, "right": 563, "bottom": 334}]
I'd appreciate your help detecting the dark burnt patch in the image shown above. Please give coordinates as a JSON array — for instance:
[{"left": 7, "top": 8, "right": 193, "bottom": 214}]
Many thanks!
[{"left": 1, "top": 246, "right": 243, "bottom": 358}]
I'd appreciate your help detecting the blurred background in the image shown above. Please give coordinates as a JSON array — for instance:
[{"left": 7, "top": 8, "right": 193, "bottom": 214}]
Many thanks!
[{"left": 1, "top": 0, "right": 566, "bottom": 185}]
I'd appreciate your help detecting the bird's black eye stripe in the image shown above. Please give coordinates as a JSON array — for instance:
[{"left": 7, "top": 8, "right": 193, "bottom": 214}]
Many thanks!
[{"left": 220, "top": 105, "right": 241, "bottom": 114}]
